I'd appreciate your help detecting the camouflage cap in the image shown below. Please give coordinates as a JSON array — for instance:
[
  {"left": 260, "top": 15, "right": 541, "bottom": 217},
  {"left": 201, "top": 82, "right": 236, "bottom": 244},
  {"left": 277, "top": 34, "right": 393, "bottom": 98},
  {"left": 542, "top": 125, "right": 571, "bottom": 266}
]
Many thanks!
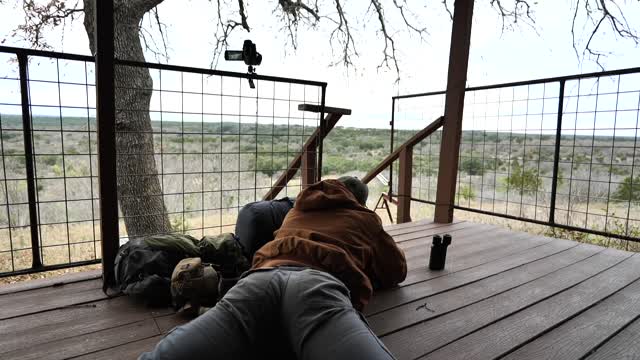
[{"left": 171, "top": 257, "right": 220, "bottom": 311}]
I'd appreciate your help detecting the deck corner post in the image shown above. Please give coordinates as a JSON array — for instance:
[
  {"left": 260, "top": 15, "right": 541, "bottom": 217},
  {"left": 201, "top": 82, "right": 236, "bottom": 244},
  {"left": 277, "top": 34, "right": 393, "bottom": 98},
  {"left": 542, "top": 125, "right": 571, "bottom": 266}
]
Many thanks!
[
  {"left": 397, "top": 146, "right": 413, "bottom": 223},
  {"left": 434, "top": 0, "right": 475, "bottom": 223}
]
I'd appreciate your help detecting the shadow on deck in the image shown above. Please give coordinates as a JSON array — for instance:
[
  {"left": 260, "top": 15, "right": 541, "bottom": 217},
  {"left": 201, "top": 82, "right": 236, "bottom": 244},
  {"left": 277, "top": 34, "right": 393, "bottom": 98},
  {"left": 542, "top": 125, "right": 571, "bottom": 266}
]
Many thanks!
[{"left": 1, "top": 220, "right": 639, "bottom": 359}]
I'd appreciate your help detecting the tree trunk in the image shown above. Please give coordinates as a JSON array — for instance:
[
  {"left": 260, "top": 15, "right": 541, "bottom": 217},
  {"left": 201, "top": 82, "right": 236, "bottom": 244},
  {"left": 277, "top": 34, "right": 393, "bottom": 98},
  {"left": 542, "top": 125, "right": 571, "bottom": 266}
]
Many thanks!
[{"left": 84, "top": 0, "right": 172, "bottom": 237}]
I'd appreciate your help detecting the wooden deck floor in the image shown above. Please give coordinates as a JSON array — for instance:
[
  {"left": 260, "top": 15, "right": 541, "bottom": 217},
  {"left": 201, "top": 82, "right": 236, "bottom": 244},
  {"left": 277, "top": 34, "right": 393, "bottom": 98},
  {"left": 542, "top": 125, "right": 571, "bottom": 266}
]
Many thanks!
[{"left": 1, "top": 220, "right": 640, "bottom": 359}]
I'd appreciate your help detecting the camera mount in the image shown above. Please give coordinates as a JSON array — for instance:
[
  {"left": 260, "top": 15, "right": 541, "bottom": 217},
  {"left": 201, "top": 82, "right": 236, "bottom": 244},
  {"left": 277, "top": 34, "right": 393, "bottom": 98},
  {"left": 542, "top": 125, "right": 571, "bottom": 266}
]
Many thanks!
[{"left": 225, "top": 40, "right": 262, "bottom": 89}]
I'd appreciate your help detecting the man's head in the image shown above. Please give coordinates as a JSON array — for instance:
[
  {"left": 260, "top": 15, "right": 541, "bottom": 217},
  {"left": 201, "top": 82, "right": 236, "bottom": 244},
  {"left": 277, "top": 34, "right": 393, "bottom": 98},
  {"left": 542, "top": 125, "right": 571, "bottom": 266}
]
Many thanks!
[{"left": 337, "top": 176, "right": 368, "bottom": 206}]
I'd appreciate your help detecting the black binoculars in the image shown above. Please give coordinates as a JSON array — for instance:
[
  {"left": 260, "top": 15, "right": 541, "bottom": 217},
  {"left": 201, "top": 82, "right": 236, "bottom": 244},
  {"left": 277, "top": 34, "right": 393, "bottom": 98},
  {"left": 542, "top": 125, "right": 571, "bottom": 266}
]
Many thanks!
[{"left": 429, "top": 234, "right": 451, "bottom": 271}]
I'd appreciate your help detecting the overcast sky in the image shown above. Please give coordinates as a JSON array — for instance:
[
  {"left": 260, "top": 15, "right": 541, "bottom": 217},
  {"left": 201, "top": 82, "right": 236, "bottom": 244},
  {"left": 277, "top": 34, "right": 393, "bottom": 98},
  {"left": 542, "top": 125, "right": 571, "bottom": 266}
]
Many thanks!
[{"left": 1, "top": 0, "right": 639, "bottom": 131}]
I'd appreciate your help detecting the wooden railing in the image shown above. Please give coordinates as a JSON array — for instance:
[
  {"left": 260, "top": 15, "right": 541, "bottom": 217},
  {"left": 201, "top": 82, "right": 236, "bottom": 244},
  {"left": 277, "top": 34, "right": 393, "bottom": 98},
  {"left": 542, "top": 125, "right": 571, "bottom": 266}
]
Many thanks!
[
  {"left": 362, "top": 116, "right": 444, "bottom": 223},
  {"left": 263, "top": 104, "right": 352, "bottom": 200}
]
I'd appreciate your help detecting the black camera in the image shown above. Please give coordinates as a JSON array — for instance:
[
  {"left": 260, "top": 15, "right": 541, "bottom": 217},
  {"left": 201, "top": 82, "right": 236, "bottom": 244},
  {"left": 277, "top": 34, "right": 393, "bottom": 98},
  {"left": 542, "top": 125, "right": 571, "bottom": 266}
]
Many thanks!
[{"left": 224, "top": 40, "right": 262, "bottom": 66}]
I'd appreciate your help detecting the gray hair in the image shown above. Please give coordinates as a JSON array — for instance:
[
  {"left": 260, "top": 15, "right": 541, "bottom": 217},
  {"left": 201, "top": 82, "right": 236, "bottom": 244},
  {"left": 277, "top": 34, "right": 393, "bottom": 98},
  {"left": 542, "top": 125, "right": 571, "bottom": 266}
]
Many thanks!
[{"left": 337, "top": 176, "right": 369, "bottom": 206}]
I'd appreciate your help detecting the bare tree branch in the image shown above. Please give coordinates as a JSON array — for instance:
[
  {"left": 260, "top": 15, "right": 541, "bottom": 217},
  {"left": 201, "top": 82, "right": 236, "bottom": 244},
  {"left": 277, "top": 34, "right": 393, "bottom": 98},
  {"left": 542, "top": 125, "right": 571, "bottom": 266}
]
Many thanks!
[
  {"left": 13, "top": 0, "right": 83, "bottom": 49},
  {"left": 238, "top": 0, "right": 251, "bottom": 31},
  {"left": 211, "top": 0, "right": 248, "bottom": 67},
  {"left": 327, "top": 0, "right": 358, "bottom": 67},
  {"left": 571, "top": 0, "right": 639, "bottom": 69},
  {"left": 571, "top": 0, "right": 582, "bottom": 59},
  {"left": 391, "top": 0, "right": 429, "bottom": 38},
  {"left": 5, "top": 0, "right": 639, "bottom": 78},
  {"left": 489, "top": 0, "right": 535, "bottom": 33},
  {"left": 139, "top": 20, "right": 168, "bottom": 62},
  {"left": 442, "top": 0, "right": 454, "bottom": 20},
  {"left": 145, "top": 6, "right": 169, "bottom": 62},
  {"left": 370, "top": 0, "right": 400, "bottom": 81},
  {"left": 278, "top": 0, "right": 320, "bottom": 22},
  {"left": 275, "top": 0, "right": 320, "bottom": 50}
]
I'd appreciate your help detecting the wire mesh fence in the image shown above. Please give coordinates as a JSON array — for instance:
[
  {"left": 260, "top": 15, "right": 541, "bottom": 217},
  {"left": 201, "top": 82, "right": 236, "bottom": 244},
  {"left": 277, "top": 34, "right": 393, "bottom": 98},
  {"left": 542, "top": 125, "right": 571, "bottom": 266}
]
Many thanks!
[
  {"left": 0, "top": 51, "right": 32, "bottom": 273},
  {"left": 114, "top": 61, "right": 324, "bottom": 241},
  {"left": 393, "top": 69, "right": 640, "bottom": 244},
  {"left": 0, "top": 49, "right": 100, "bottom": 276},
  {"left": 0, "top": 46, "right": 325, "bottom": 276}
]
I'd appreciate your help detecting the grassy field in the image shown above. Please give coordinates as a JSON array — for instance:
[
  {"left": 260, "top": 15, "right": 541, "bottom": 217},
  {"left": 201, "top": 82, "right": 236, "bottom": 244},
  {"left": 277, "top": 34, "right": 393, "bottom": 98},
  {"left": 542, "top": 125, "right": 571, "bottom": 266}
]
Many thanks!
[{"left": 0, "top": 114, "right": 639, "bottom": 279}]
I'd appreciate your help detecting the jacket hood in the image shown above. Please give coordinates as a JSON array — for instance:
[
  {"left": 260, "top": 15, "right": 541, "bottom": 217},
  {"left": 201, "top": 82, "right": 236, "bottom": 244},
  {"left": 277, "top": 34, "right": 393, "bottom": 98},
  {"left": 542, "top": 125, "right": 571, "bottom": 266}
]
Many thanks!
[{"left": 295, "top": 180, "right": 362, "bottom": 211}]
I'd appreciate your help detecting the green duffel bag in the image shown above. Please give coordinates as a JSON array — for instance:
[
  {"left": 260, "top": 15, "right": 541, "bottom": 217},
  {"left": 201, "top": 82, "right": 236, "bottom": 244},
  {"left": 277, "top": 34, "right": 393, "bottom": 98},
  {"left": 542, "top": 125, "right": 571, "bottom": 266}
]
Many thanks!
[
  {"left": 143, "top": 233, "right": 200, "bottom": 257},
  {"left": 198, "top": 233, "right": 250, "bottom": 278}
]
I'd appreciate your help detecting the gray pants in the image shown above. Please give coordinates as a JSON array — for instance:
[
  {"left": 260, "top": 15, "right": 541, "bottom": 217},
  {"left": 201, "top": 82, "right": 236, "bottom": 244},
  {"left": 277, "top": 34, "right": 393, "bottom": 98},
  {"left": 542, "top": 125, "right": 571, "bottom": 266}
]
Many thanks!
[{"left": 140, "top": 267, "right": 395, "bottom": 360}]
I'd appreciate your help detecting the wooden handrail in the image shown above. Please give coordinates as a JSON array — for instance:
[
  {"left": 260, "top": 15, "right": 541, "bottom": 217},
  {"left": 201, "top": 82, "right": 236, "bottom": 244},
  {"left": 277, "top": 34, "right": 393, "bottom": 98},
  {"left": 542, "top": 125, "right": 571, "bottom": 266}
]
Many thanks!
[
  {"left": 262, "top": 107, "right": 348, "bottom": 200},
  {"left": 362, "top": 116, "right": 444, "bottom": 184}
]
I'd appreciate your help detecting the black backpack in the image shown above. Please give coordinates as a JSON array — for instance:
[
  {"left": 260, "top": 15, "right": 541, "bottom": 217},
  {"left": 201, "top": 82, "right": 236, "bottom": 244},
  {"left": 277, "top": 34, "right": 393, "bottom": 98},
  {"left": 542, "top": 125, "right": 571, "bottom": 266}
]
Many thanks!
[
  {"left": 113, "top": 238, "right": 186, "bottom": 306},
  {"left": 235, "top": 197, "right": 294, "bottom": 258}
]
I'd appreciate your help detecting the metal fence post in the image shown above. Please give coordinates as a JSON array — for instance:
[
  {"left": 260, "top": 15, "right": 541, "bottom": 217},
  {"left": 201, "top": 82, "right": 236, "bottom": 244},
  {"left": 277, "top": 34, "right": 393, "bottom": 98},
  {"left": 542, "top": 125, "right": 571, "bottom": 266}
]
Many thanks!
[
  {"left": 389, "top": 97, "right": 396, "bottom": 195},
  {"left": 95, "top": 0, "right": 119, "bottom": 289},
  {"left": 316, "top": 85, "right": 327, "bottom": 182},
  {"left": 17, "top": 52, "right": 42, "bottom": 269},
  {"left": 549, "top": 80, "right": 565, "bottom": 225}
]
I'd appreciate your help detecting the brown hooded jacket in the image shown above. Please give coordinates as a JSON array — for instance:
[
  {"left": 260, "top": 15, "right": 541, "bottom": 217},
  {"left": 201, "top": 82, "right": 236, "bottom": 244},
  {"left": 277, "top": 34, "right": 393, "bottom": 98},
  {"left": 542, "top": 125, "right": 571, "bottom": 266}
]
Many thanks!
[{"left": 251, "top": 179, "right": 407, "bottom": 311}]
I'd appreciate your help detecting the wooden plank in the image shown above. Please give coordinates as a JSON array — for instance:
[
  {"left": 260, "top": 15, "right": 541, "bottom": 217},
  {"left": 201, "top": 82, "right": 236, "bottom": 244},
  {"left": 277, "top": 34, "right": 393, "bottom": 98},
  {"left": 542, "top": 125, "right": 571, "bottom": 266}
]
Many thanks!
[
  {"left": 403, "top": 225, "right": 532, "bottom": 256},
  {"left": 2, "top": 318, "right": 159, "bottom": 360},
  {"left": 396, "top": 147, "right": 413, "bottom": 223},
  {"left": 155, "top": 311, "right": 195, "bottom": 334},
  {"left": 381, "top": 248, "right": 632, "bottom": 360},
  {"left": 370, "top": 244, "right": 603, "bottom": 337},
  {"left": 298, "top": 104, "right": 351, "bottom": 115},
  {"left": 396, "top": 223, "right": 494, "bottom": 252},
  {"left": 397, "top": 223, "right": 494, "bottom": 253},
  {"left": 72, "top": 335, "right": 163, "bottom": 360},
  {"left": 400, "top": 224, "right": 501, "bottom": 259},
  {"left": 502, "top": 277, "right": 640, "bottom": 360},
  {"left": 365, "top": 240, "right": 571, "bottom": 316},
  {"left": 395, "top": 231, "right": 550, "bottom": 288},
  {"left": 0, "top": 269, "right": 102, "bottom": 296},
  {"left": 434, "top": 0, "right": 475, "bottom": 223},
  {"left": 393, "top": 221, "right": 477, "bottom": 243},
  {"left": 402, "top": 228, "right": 535, "bottom": 274},
  {"left": 384, "top": 218, "right": 435, "bottom": 231},
  {"left": 585, "top": 316, "right": 640, "bottom": 360},
  {"left": 421, "top": 253, "right": 640, "bottom": 360},
  {"left": 385, "top": 219, "right": 463, "bottom": 237},
  {"left": 402, "top": 232, "right": 546, "bottom": 281},
  {"left": 0, "top": 296, "right": 155, "bottom": 354},
  {"left": 0, "top": 279, "right": 106, "bottom": 320}
]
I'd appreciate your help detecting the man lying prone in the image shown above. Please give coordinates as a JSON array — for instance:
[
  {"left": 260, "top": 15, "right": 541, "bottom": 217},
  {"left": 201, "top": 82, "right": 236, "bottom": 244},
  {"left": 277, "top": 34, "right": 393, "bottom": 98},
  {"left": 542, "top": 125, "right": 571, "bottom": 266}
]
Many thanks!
[{"left": 141, "top": 176, "right": 407, "bottom": 360}]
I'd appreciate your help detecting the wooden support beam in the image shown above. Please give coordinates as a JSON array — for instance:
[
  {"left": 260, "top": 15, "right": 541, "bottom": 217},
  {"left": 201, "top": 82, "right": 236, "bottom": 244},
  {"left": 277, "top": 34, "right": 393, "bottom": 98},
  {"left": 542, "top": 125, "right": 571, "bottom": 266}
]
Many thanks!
[
  {"left": 434, "top": 0, "right": 475, "bottom": 223},
  {"left": 301, "top": 146, "right": 317, "bottom": 187},
  {"left": 397, "top": 146, "right": 413, "bottom": 224}
]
